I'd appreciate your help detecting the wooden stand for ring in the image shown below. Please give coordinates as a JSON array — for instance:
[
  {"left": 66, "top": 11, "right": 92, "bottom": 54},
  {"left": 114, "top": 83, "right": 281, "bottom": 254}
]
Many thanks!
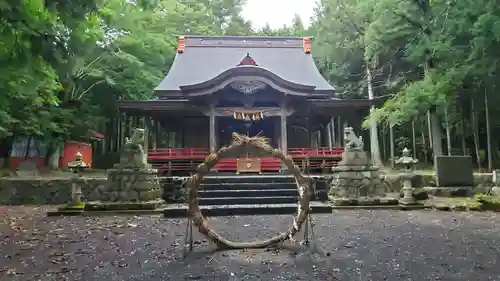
[{"left": 182, "top": 213, "right": 320, "bottom": 258}]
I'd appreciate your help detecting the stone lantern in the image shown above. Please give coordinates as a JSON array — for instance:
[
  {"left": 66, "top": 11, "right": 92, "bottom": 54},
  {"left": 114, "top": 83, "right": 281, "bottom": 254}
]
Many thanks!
[
  {"left": 67, "top": 152, "right": 88, "bottom": 204},
  {"left": 395, "top": 147, "right": 418, "bottom": 205}
]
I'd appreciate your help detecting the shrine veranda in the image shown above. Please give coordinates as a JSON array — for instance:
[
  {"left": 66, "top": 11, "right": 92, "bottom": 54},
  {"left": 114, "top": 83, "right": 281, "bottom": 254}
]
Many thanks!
[{"left": 116, "top": 35, "right": 380, "bottom": 176}]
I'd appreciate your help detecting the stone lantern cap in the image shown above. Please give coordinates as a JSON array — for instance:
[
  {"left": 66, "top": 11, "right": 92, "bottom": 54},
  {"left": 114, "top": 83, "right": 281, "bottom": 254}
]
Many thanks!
[
  {"left": 395, "top": 147, "right": 418, "bottom": 166},
  {"left": 68, "top": 152, "right": 88, "bottom": 169}
]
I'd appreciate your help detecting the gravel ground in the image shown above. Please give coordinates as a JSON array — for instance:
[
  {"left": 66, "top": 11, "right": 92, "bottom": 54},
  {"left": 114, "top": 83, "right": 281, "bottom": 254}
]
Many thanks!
[{"left": 1, "top": 206, "right": 500, "bottom": 281}]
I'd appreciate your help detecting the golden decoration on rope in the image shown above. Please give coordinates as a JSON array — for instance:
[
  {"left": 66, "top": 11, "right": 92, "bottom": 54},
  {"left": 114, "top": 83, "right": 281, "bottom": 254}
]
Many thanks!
[{"left": 187, "top": 132, "right": 312, "bottom": 250}]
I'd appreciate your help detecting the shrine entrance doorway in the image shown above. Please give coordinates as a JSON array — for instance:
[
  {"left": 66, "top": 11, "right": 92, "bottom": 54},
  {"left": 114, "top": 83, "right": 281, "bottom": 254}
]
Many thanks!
[{"left": 217, "top": 117, "right": 277, "bottom": 149}]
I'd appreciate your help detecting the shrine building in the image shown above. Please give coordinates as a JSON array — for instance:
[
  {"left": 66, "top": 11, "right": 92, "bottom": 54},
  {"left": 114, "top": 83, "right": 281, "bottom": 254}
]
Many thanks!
[{"left": 117, "top": 35, "right": 376, "bottom": 175}]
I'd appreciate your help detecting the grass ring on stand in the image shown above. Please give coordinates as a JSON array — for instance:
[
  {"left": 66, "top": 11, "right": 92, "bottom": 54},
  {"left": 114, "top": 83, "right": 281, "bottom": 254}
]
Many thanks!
[{"left": 186, "top": 132, "right": 312, "bottom": 249}]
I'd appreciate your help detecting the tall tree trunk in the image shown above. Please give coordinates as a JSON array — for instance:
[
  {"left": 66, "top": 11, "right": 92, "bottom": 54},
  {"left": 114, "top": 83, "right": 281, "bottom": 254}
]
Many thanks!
[
  {"left": 420, "top": 120, "right": 428, "bottom": 164},
  {"left": 485, "top": 88, "right": 493, "bottom": 171},
  {"left": 471, "top": 99, "right": 481, "bottom": 169},
  {"left": 429, "top": 109, "right": 443, "bottom": 166},
  {"left": 0, "top": 136, "right": 15, "bottom": 168},
  {"left": 427, "top": 111, "right": 433, "bottom": 149},
  {"left": 381, "top": 127, "right": 387, "bottom": 161},
  {"left": 389, "top": 125, "right": 395, "bottom": 168},
  {"left": 24, "top": 136, "right": 32, "bottom": 159},
  {"left": 365, "top": 65, "right": 383, "bottom": 166},
  {"left": 421, "top": 0, "right": 443, "bottom": 165},
  {"left": 444, "top": 106, "right": 452, "bottom": 156},
  {"left": 411, "top": 120, "right": 417, "bottom": 158},
  {"left": 460, "top": 118, "right": 467, "bottom": 155},
  {"left": 45, "top": 142, "right": 62, "bottom": 169}
]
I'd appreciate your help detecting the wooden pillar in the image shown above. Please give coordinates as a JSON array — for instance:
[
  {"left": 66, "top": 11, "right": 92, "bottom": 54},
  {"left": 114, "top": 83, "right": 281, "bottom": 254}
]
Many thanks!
[
  {"left": 312, "top": 132, "right": 318, "bottom": 148},
  {"left": 330, "top": 116, "right": 336, "bottom": 147},
  {"left": 327, "top": 120, "right": 333, "bottom": 148},
  {"left": 144, "top": 116, "right": 150, "bottom": 154},
  {"left": 116, "top": 113, "right": 122, "bottom": 150},
  {"left": 152, "top": 119, "right": 158, "bottom": 151},
  {"left": 209, "top": 104, "right": 216, "bottom": 153},
  {"left": 337, "top": 116, "right": 343, "bottom": 146},
  {"left": 280, "top": 102, "right": 287, "bottom": 154},
  {"left": 317, "top": 130, "right": 322, "bottom": 147},
  {"left": 113, "top": 116, "right": 118, "bottom": 152},
  {"left": 274, "top": 117, "right": 281, "bottom": 149}
]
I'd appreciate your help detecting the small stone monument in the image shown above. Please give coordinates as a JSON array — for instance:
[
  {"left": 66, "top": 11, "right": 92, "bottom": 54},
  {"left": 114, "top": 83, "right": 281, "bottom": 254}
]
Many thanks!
[
  {"left": 86, "top": 128, "right": 164, "bottom": 210},
  {"left": 329, "top": 127, "right": 395, "bottom": 206},
  {"left": 16, "top": 159, "right": 39, "bottom": 177},
  {"left": 425, "top": 156, "right": 474, "bottom": 197},
  {"left": 395, "top": 148, "right": 418, "bottom": 206}
]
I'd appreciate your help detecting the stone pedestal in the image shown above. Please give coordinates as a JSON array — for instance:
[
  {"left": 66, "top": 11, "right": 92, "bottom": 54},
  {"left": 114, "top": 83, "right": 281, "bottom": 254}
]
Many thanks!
[
  {"left": 105, "top": 168, "right": 162, "bottom": 202},
  {"left": 86, "top": 168, "right": 164, "bottom": 210},
  {"left": 329, "top": 150, "right": 395, "bottom": 205},
  {"left": 399, "top": 172, "right": 416, "bottom": 205},
  {"left": 86, "top": 128, "right": 165, "bottom": 211}
]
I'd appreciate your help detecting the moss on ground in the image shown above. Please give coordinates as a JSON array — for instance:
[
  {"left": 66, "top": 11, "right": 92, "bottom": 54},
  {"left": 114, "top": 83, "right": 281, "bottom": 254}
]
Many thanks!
[
  {"left": 474, "top": 194, "right": 500, "bottom": 211},
  {"left": 58, "top": 201, "right": 85, "bottom": 211},
  {"left": 84, "top": 200, "right": 164, "bottom": 211},
  {"left": 423, "top": 197, "right": 483, "bottom": 211}
]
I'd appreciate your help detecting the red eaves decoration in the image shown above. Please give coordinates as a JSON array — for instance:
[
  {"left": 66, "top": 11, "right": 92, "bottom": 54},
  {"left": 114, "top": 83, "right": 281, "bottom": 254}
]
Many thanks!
[
  {"left": 237, "top": 53, "right": 258, "bottom": 66},
  {"left": 303, "top": 37, "right": 311, "bottom": 54}
]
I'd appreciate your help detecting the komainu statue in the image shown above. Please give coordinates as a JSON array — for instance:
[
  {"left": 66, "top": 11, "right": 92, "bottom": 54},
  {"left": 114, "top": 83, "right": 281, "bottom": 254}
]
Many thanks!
[
  {"left": 117, "top": 128, "right": 149, "bottom": 170},
  {"left": 329, "top": 126, "right": 394, "bottom": 205},
  {"left": 344, "top": 127, "right": 364, "bottom": 152},
  {"left": 86, "top": 127, "right": 164, "bottom": 208}
]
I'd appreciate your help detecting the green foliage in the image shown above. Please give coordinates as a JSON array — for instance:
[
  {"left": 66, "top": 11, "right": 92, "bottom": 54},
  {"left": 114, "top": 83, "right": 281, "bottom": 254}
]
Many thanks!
[
  {"left": 307, "top": 0, "right": 500, "bottom": 139},
  {"left": 0, "top": 0, "right": 256, "bottom": 150},
  {"left": 8, "top": 0, "right": 500, "bottom": 168}
]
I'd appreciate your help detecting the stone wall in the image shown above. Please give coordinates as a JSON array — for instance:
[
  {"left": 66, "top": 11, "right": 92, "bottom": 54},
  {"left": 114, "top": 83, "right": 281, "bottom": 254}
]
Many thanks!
[
  {"left": 0, "top": 177, "right": 107, "bottom": 205},
  {"left": 0, "top": 173, "right": 494, "bottom": 205},
  {"left": 0, "top": 177, "right": 187, "bottom": 205},
  {"left": 331, "top": 172, "right": 494, "bottom": 196}
]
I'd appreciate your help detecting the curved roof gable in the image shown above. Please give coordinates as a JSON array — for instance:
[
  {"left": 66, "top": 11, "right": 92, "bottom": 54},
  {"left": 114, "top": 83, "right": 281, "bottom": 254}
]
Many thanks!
[
  {"left": 179, "top": 66, "right": 316, "bottom": 96},
  {"left": 154, "top": 36, "right": 335, "bottom": 97}
]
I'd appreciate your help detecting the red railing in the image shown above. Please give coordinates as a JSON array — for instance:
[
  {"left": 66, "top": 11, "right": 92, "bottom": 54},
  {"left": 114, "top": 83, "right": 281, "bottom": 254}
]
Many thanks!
[
  {"left": 148, "top": 147, "right": 343, "bottom": 159},
  {"left": 287, "top": 147, "right": 344, "bottom": 157},
  {"left": 148, "top": 147, "right": 344, "bottom": 172},
  {"left": 148, "top": 148, "right": 209, "bottom": 159}
]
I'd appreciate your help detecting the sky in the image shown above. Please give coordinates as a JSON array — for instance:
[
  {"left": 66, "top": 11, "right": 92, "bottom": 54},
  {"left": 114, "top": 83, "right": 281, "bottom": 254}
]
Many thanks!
[{"left": 241, "top": 0, "right": 317, "bottom": 30}]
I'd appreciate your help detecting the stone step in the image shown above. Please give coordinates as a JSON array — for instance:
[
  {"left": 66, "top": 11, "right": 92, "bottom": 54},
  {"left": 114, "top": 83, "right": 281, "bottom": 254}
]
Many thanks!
[
  {"left": 200, "top": 182, "right": 296, "bottom": 191},
  {"left": 202, "top": 175, "right": 296, "bottom": 184},
  {"left": 163, "top": 202, "right": 332, "bottom": 218},
  {"left": 198, "top": 189, "right": 298, "bottom": 198},
  {"left": 198, "top": 196, "right": 297, "bottom": 206}
]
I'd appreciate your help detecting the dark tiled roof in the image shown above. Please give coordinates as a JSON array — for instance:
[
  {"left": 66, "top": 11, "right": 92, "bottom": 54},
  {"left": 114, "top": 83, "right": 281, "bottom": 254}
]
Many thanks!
[{"left": 154, "top": 36, "right": 335, "bottom": 95}]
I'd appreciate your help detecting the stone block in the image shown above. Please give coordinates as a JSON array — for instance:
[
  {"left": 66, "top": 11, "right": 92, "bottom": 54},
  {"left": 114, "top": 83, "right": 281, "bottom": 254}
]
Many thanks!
[{"left": 435, "top": 156, "right": 473, "bottom": 187}]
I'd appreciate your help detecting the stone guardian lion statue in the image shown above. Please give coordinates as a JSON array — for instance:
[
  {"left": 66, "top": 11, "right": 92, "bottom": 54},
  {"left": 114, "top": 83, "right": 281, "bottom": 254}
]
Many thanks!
[
  {"left": 118, "top": 128, "right": 149, "bottom": 169},
  {"left": 343, "top": 127, "right": 364, "bottom": 152}
]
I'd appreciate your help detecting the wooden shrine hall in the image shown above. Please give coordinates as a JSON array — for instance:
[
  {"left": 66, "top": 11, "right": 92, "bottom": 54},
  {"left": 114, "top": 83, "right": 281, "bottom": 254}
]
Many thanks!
[{"left": 117, "top": 35, "right": 376, "bottom": 175}]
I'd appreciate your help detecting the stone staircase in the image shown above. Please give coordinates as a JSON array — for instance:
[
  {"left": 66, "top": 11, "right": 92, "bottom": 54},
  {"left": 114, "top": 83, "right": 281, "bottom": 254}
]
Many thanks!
[{"left": 163, "top": 174, "right": 331, "bottom": 218}]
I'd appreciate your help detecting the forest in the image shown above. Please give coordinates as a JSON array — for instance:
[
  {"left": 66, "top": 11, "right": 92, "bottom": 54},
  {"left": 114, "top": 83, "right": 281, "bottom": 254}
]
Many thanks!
[{"left": 1, "top": 0, "right": 499, "bottom": 171}]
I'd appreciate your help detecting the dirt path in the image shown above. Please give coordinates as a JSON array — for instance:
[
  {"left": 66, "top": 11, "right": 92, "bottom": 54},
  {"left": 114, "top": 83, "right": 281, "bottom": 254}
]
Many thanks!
[{"left": 1, "top": 206, "right": 500, "bottom": 280}]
